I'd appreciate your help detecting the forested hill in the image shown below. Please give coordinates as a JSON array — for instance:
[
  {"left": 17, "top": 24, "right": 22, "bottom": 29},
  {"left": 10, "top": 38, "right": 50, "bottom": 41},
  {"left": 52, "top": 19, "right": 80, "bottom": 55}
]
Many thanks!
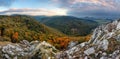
[
  {"left": 35, "top": 16, "right": 98, "bottom": 36},
  {"left": 0, "top": 15, "right": 64, "bottom": 42}
]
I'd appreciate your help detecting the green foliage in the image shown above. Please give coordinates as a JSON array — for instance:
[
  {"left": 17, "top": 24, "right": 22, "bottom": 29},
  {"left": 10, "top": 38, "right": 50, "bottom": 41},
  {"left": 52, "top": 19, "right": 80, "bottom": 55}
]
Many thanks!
[
  {"left": 36, "top": 16, "right": 98, "bottom": 36},
  {"left": 0, "top": 15, "right": 64, "bottom": 42}
]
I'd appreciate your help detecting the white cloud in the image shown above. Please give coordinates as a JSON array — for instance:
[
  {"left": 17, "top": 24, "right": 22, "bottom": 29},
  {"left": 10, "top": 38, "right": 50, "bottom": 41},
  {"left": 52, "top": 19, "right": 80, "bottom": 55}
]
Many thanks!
[{"left": 0, "top": 8, "right": 67, "bottom": 16}]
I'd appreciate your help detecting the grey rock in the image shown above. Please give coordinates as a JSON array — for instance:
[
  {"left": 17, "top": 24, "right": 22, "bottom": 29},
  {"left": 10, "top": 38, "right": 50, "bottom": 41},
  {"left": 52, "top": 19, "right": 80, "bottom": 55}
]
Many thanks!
[
  {"left": 67, "top": 41, "right": 78, "bottom": 49},
  {"left": 13, "top": 56, "right": 17, "bottom": 59},
  {"left": 4, "top": 54, "right": 11, "bottom": 59},
  {"left": 102, "top": 52, "right": 107, "bottom": 56},
  {"left": 20, "top": 40, "right": 30, "bottom": 46},
  {"left": 84, "top": 47, "right": 95, "bottom": 55}
]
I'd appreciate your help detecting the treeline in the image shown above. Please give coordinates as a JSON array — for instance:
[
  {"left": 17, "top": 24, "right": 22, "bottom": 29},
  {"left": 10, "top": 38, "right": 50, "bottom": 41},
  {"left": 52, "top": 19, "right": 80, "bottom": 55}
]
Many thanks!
[
  {"left": 0, "top": 15, "right": 64, "bottom": 42},
  {"left": 35, "top": 16, "right": 98, "bottom": 36},
  {"left": 0, "top": 15, "right": 91, "bottom": 50}
]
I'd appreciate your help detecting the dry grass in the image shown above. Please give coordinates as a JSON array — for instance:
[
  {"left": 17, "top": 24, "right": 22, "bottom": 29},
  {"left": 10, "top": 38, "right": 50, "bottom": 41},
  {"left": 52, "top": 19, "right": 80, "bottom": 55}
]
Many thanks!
[{"left": 0, "top": 41, "right": 12, "bottom": 47}]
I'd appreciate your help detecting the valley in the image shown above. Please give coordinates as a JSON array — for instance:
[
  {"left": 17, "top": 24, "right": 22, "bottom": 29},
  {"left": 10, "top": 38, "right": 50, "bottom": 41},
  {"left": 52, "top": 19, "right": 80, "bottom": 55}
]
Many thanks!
[{"left": 0, "top": 15, "right": 116, "bottom": 59}]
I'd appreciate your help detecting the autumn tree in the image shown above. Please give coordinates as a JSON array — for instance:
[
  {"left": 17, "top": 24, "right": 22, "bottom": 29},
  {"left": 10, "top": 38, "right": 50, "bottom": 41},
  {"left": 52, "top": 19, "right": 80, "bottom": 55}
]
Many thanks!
[
  {"left": 48, "top": 37, "right": 70, "bottom": 50},
  {"left": 11, "top": 32, "right": 18, "bottom": 43}
]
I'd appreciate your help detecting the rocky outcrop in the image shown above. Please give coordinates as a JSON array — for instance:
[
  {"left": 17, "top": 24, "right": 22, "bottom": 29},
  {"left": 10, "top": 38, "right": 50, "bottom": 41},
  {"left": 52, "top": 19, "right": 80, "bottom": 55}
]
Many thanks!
[
  {"left": 56, "top": 20, "right": 120, "bottom": 59},
  {"left": 30, "top": 41, "right": 58, "bottom": 59},
  {"left": 0, "top": 40, "right": 58, "bottom": 59},
  {"left": 0, "top": 40, "right": 32, "bottom": 59}
]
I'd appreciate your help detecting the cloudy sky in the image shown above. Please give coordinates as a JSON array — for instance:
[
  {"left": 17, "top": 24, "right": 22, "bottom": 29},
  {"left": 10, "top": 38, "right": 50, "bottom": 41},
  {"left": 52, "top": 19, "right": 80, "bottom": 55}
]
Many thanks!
[{"left": 0, "top": 0, "right": 120, "bottom": 18}]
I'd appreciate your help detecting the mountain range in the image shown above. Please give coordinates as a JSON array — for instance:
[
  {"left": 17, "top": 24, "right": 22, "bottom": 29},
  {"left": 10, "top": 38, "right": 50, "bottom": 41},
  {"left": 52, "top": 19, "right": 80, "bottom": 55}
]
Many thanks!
[
  {"left": 34, "top": 16, "right": 96, "bottom": 36},
  {"left": 33, "top": 16, "right": 113, "bottom": 36}
]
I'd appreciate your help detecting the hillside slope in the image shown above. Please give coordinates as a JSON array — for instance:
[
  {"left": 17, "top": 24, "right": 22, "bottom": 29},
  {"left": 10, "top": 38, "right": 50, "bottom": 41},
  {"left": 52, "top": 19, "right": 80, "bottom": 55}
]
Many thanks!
[
  {"left": 36, "top": 16, "right": 98, "bottom": 36},
  {"left": 0, "top": 15, "right": 64, "bottom": 42}
]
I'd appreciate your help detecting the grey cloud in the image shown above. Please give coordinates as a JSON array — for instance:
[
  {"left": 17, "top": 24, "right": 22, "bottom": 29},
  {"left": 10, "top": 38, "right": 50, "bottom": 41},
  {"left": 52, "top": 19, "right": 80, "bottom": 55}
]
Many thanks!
[
  {"left": 53, "top": 0, "right": 120, "bottom": 18},
  {"left": 68, "top": 9, "right": 120, "bottom": 19}
]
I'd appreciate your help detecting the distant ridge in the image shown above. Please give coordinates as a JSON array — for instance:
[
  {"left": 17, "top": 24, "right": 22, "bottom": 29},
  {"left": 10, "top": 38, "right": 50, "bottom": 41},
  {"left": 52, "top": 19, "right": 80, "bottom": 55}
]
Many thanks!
[{"left": 34, "top": 16, "right": 98, "bottom": 36}]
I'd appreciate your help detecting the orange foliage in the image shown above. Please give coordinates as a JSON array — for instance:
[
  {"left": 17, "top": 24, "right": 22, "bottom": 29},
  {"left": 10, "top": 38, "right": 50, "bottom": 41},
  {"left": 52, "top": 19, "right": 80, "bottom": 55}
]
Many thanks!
[
  {"left": 85, "top": 35, "right": 91, "bottom": 41},
  {"left": 47, "top": 34, "right": 92, "bottom": 50},
  {"left": 12, "top": 32, "right": 18, "bottom": 40},
  {"left": 48, "top": 37, "right": 70, "bottom": 50},
  {"left": 12, "top": 32, "right": 19, "bottom": 43}
]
